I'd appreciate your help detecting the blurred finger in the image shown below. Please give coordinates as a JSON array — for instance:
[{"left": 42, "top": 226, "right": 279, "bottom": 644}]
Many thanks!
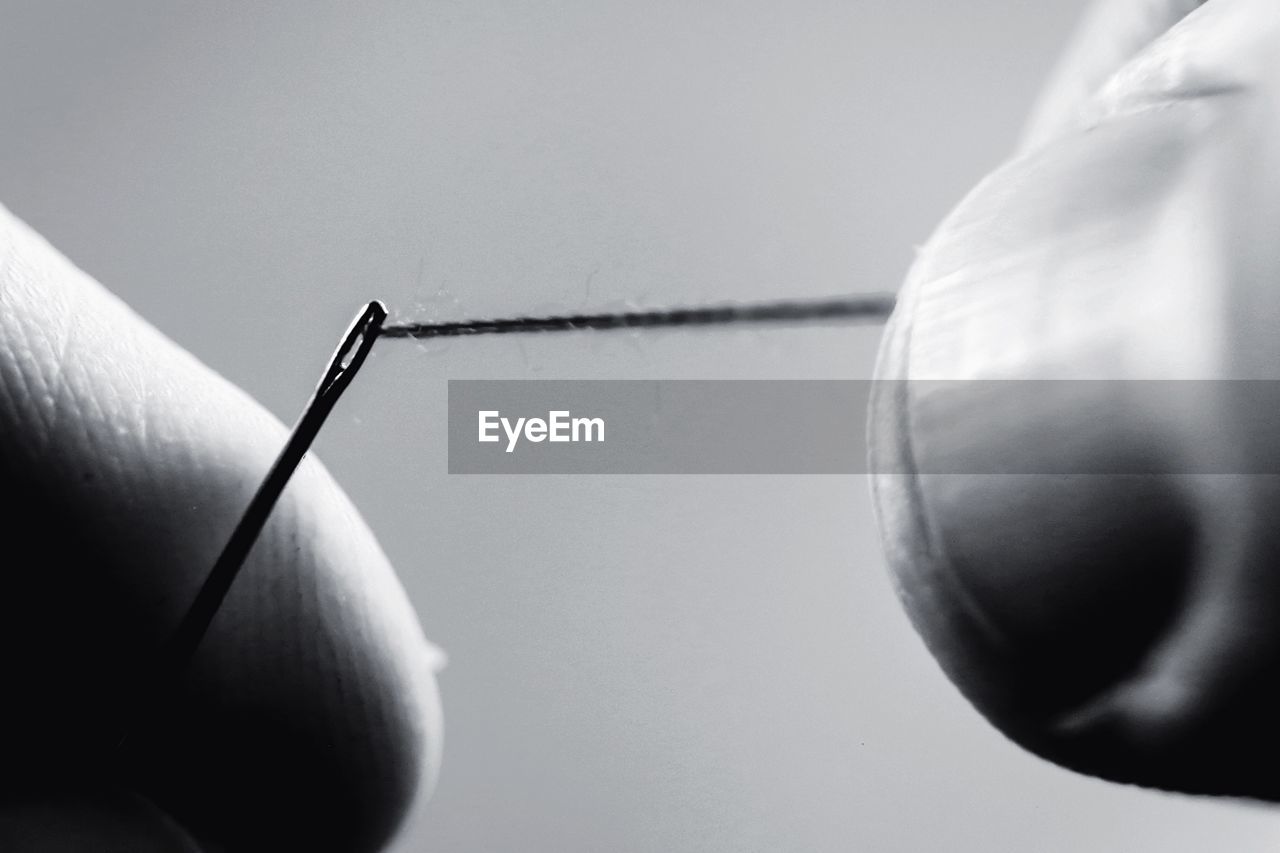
[{"left": 872, "top": 0, "right": 1280, "bottom": 797}]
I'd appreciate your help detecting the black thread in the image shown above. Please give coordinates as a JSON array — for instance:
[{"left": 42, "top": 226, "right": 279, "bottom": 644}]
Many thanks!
[
  {"left": 117, "top": 291, "right": 894, "bottom": 756},
  {"left": 380, "top": 293, "right": 895, "bottom": 339}
]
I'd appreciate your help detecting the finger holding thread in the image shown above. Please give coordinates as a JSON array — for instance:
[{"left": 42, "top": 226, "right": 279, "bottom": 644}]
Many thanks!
[{"left": 872, "top": 0, "right": 1280, "bottom": 799}]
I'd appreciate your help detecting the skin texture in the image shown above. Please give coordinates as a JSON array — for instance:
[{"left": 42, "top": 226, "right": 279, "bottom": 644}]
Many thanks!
[
  {"left": 0, "top": 204, "right": 443, "bottom": 850},
  {"left": 872, "top": 0, "right": 1280, "bottom": 798}
]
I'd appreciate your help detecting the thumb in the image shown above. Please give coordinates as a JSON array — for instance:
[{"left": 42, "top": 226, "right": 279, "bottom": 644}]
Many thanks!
[
  {"left": 0, "top": 203, "right": 442, "bottom": 851},
  {"left": 872, "top": 0, "right": 1280, "bottom": 797}
]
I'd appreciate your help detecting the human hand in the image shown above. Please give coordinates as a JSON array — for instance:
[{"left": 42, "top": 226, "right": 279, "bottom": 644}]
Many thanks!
[
  {"left": 0, "top": 204, "right": 443, "bottom": 851},
  {"left": 872, "top": 0, "right": 1280, "bottom": 797}
]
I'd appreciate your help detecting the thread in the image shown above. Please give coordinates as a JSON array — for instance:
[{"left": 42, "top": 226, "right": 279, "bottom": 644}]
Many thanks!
[
  {"left": 127, "top": 292, "right": 895, "bottom": 749},
  {"left": 380, "top": 293, "right": 895, "bottom": 340}
]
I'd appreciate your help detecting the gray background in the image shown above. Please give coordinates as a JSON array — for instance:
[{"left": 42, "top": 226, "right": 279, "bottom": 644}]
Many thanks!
[{"left": 2, "top": 1, "right": 1277, "bottom": 850}]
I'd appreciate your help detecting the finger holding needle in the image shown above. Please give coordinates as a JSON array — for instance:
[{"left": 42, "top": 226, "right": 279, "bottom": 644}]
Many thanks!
[{"left": 0, "top": 205, "right": 443, "bottom": 852}]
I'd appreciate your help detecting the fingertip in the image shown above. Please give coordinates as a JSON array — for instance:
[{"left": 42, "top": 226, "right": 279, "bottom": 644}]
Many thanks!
[{"left": 0, "top": 203, "right": 446, "bottom": 848}]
